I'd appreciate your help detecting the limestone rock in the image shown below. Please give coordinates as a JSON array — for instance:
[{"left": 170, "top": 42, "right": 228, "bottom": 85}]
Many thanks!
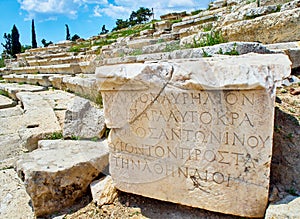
[
  {"left": 62, "top": 74, "right": 99, "bottom": 102},
  {"left": 260, "top": 0, "right": 293, "bottom": 6},
  {"left": 63, "top": 96, "right": 106, "bottom": 139},
  {"left": 265, "top": 195, "right": 300, "bottom": 219},
  {"left": 96, "top": 54, "right": 291, "bottom": 218},
  {"left": 0, "top": 169, "right": 34, "bottom": 219},
  {"left": 221, "top": 8, "right": 300, "bottom": 44},
  {"left": 0, "top": 105, "right": 23, "bottom": 118},
  {"left": 280, "top": 0, "right": 300, "bottom": 11},
  {"left": 0, "top": 95, "right": 16, "bottom": 109},
  {"left": 0, "top": 83, "right": 47, "bottom": 100},
  {"left": 16, "top": 92, "right": 62, "bottom": 151},
  {"left": 16, "top": 139, "right": 109, "bottom": 217},
  {"left": 90, "top": 175, "right": 118, "bottom": 206},
  {"left": 244, "top": 5, "right": 279, "bottom": 19}
]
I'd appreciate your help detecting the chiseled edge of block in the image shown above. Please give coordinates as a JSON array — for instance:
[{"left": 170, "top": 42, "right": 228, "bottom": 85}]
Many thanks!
[{"left": 95, "top": 54, "right": 291, "bottom": 217}]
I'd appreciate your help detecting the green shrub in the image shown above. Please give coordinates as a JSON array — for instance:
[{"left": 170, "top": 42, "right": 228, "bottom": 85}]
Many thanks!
[
  {"left": 202, "top": 49, "right": 212, "bottom": 57},
  {"left": 0, "top": 58, "right": 5, "bottom": 68},
  {"left": 45, "top": 132, "right": 63, "bottom": 140},
  {"left": 191, "top": 9, "right": 203, "bottom": 15},
  {"left": 194, "top": 31, "right": 227, "bottom": 48},
  {"left": 129, "top": 49, "right": 143, "bottom": 56},
  {"left": 163, "top": 42, "right": 181, "bottom": 52},
  {"left": 0, "top": 90, "right": 9, "bottom": 97}
]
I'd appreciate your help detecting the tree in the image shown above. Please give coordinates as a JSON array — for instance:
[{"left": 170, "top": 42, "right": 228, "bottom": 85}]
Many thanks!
[
  {"left": 41, "top": 39, "right": 53, "bottom": 47},
  {"left": 65, "top": 24, "right": 70, "bottom": 40},
  {"left": 21, "top": 45, "right": 32, "bottom": 53},
  {"left": 31, "top": 19, "right": 37, "bottom": 48},
  {"left": 1, "top": 33, "right": 12, "bottom": 56},
  {"left": 71, "top": 34, "right": 80, "bottom": 41},
  {"left": 112, "top": 19, "right": 130, "bottom": 31},
  {"left": 100, "top": 25, "right": 109, "bottom": 35},
  {"left": 11, "top": 25, "right": 21, "bottom": 57},
  {"left": 129, "top": 7, "right": 153, "bottom": 25}
]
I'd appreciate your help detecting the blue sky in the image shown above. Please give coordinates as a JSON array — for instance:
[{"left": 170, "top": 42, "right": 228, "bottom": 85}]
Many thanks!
[{"left": 0, "top": 0, "right": 212, "bottom": 50}]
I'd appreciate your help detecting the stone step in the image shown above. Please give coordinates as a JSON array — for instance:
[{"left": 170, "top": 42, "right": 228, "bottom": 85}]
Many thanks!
[
  {"left": 62, "top": 74, "right": 100, "bottom": 102},
  {"left": 265, "top": 41, "right": 300, "bottom": 68},
  {"left": 142, "top": 40, "right": 180, "bottom": 54},
  {"left": 0, "top": 83, "right": 47, "bottom": 100},
  {"left": 127, "top": 38, "right": 159, "bottom": 49},
  {"left": 24, "top": 52, "right": 73, "bottom": 61},
  {"left": 27, "top": 55, "right": 95, "bottom": 67},
  {"left": 178, "top": 22, "right": 215, "bottom": 38},
  {"left": 32, "top": 89, "right": 75, "bottom": 128},
  {"left": 100, "top": 42, "right": 273, "bottom": 66},
  {"left": 16, "top": 139, "right": 109, "bottom": 217},
  {"left": 0, "top": 94, "right": 17, "bottom": 109},
  {"left": 221, "top": 8, "right": 300, "bottom": 44},
  {"left": 16, "top": 92, "right": 62, "bottom": 151},
  {"left": 3, "top": 74, "right": 56, "bottom": 87},
  {"left": 7, "top": 63, "right": 82, "bottom": 75},
  {"left": 172, "top": 14, "right": 219, "bottom": 32}
]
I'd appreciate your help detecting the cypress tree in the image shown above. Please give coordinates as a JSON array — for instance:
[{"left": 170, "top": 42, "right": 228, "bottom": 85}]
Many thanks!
[
  {"left": 65, "top": 24, "right": 70, "bottom": 40},
  {"left": 11, "top": 25, "right": 21, "bottom": 57},
  {"left": 31, "top": 19, "right": 37, "bottom": 48}
]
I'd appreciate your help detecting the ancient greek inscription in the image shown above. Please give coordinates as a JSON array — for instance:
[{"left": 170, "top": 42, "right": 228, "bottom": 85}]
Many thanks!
[{"left": 109, "top": 89, "right": 271, "bottom": 189}]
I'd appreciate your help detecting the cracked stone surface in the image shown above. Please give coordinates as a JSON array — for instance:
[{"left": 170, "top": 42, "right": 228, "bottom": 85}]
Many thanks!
[
  {"left": 16, "top": 139, "right": 109, "bottom": 217},
  {"left": 0, "top": 95, "right": 16, "bottom": 109},
  {"left": 96, "top": 54, "right": 291, "bottom": 218},
  {"left": 0, "top": 169, "right": 34, "bottom": 219}
]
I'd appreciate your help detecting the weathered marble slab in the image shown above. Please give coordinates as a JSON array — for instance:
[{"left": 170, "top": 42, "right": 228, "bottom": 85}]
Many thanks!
[{"left": 96, "top": 54, "right": 291, "bottom": 217}]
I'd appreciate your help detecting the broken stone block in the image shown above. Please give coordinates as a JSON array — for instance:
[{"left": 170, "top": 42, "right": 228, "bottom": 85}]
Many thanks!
[
  {"left": 265, "top": 195, "right": 300, "bottom": 219},
  {"left": 0, "top": 95, "right": 16, "bottom": 109},
  {"left": 16, "top": 139, "right": 109, "bottom": 217},
  {"left": 16, "top": 92, "right": 62, "bottom": 151},
  {"left": 96, "top": 54, "right": 291, "bottom": 218},
  {"left": 90, "top": 175, "right": 118, "bottom": 207},
  {"left": 63, "top": 96, "right": 106, "bottom": 139}
]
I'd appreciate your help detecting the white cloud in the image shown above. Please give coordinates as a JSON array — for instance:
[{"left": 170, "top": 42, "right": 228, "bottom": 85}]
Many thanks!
[
  {"left": 94, "top": 4, "right": 130, "bottom": 19},
  {"left": 93, "top": 5, "right": 102, "bottom": 17},
  {"left": 96, "top": 0, "right": 210, "bottom": 19},
  {"left": 18, "top": 0, "right": 109, "bottom": 19},
  {"left": 18, "top": 0, "right": 211, "bottom": 21}
]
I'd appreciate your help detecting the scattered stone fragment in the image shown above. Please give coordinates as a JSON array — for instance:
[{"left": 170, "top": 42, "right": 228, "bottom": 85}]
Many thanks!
[
  {"left": 290, "top": 88, "right": 300, "bottom": 95},
  {"left": 63, "top": 96, "right": 106, "bottom": 139},
  {"left": 16, "top": 139, "right": 109, "bottom": 217},
  {"left": 90, "top": 175, "right": 118, "bottom": 207},
  {"left": 265, "top": 195, "right": 300, "bottom": 219}
]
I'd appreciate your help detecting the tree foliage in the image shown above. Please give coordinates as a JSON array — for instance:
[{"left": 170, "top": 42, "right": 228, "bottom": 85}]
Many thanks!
[
  {"left": 2, "top": 25, "right": 22, "bottom": 57},
  {"left": 71, "top": 34, "right": 80, "bottom": 41},
  {"left": 129, "top": 7, "right": 153, "bottom": 25},
  {"left": 65, "top": 24, "right": 70, "bottom": 40},
  {"left": 11, "top": 25, "right": 21, "bottom": 57},
  {"left": 31, "top": 19, "right": 37, "bottom": 48},
  {"left": 41, "top": 39, "right": 53, "bottom": 47},
  {"left": 21, "top": 45, "right": 32, "bottom": 53},
  {"left": 100, "top": 25, "right": 109, "bottom": 35},
  {"left": 113, "top": 7, "right": 153, "bottom": 31},
  {"left": 1, "top": 33, "right": 12, "bottom": 56}
]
